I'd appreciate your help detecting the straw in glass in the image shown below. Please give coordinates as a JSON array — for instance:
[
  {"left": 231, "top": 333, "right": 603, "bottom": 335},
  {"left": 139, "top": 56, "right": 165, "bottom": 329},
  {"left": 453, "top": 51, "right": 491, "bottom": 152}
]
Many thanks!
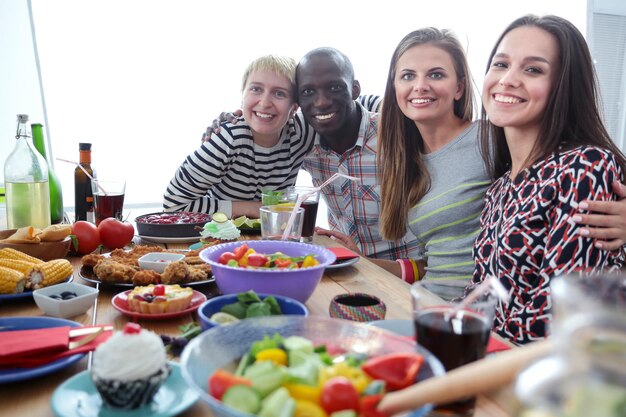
[
  {"left": 280, "top": 173, "right": 360, "bottom": 240},
  {"left": 56, "top": 158, "right": 108, "bottom": 195}
]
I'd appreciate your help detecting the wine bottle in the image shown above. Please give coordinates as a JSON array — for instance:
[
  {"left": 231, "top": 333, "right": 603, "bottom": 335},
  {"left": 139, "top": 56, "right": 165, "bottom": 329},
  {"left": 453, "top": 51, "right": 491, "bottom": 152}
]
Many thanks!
[
  {"left": 74, "top": 142, "right": 94, "bottom": 222},
  {"left": 32, "top": 123, "right": 64, "bottom": 224},
  {"left": 3, "top": 114, "right": 51, "bottom": 229}
]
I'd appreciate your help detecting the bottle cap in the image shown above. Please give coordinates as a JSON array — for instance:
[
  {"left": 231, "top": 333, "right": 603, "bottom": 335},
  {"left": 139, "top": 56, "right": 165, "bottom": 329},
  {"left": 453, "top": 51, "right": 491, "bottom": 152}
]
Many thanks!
[
  {"left": 17, "top": 114, "right": 29, "bottom": 122},
  {"left": 79, "top": 143, "right": 92, "bottom": 151}
]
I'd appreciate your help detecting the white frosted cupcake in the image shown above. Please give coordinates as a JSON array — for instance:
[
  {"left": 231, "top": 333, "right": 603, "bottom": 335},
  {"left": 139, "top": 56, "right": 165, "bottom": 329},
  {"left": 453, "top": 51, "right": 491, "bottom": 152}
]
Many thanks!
[
  {"left": 200, "top": 212, "right": 241, "bottom": 241},
  {"left": 91, "top": 323, "right": 170, "bottom": 409}
]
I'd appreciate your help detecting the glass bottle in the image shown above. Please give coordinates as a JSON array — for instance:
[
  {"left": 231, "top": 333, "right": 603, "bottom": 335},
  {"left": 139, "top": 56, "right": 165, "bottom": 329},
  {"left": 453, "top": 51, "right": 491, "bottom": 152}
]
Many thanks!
[
  {"left": 32, "top": 123, "right": 64, "bottom": 224},
  {"left": 515, "top": 274, "right": 626, "bottom": 417},
  {"left": 3, "top": 114, "right": 51, "bottom": 229},
  {"left": 74, "top": 142, "right": 95, "bottom": 222}
]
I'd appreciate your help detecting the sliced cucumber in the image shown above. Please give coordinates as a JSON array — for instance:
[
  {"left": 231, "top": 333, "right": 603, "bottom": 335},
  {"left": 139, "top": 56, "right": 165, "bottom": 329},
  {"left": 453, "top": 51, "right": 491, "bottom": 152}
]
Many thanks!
[
  {"left": 259, "top": 387, "right": 295, "bottom": 417},
  {"left": 284, "top": 336, "right": 314, "bottom": 355},
  {"left": 222, "top": 384, "right": 261, "bottom": 414}
]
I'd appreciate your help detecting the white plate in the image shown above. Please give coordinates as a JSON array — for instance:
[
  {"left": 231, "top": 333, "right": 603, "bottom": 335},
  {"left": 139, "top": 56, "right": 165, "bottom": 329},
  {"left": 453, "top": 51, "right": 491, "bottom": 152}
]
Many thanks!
[
  {"left": 368, "top": 319, "right": 414, "bottom": 337},
  {"left": 325, "top": 256, "right": 360, "bottom": 270},
  {"left": 138, "top": 235, "right": 201, "bottom": 244}
]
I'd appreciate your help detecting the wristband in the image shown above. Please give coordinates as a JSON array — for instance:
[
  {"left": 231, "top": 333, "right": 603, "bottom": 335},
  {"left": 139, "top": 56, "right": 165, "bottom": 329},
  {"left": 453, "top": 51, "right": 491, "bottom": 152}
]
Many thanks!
[{"left": 396, "top": 259, "right": 420, "bottom": 283}]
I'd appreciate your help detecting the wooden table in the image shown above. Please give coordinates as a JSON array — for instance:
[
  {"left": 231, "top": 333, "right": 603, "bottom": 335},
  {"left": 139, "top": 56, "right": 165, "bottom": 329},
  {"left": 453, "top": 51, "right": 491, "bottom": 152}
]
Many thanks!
[{"left": 0, "top": 235, "right": 515, "bottom": 417}]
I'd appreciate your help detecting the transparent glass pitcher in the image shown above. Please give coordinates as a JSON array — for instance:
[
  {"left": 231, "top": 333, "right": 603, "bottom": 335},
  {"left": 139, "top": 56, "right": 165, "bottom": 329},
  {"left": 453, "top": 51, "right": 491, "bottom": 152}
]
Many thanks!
[{"left": 515, "top": 273, "right": 626, "bottom": 417}]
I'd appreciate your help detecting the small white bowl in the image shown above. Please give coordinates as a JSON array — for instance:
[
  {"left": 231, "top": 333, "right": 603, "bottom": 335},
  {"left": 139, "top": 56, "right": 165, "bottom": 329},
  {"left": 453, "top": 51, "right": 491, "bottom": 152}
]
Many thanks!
[
  {"left": 138, "top": 252, "right": 185, "bottom": 273},
  {"left": 33, "top": 283, "right": 99, "bottom": 318}
]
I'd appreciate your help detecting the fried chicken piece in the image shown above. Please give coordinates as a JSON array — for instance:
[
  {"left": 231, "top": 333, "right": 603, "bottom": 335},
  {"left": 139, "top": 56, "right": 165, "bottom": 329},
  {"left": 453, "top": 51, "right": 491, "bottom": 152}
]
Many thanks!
[
  {"left": 81, "top": 253, "right": 104, "bottom": 268},
  {"left": 186, "top": 264, "right": 211, "bottom": 282},
  {"left": 161, "top": 260, "right": 189, "bottom": 284},
  {"left": 132, "top": 269, "right": 161, "bottom": 286},
  {"left": 93, "top": 259, "right": 139, "bottom": 283},
  {"left": 129, "top": 245, "right": 164, "bottom": 256},
  {"left": 183, "top": 256, "right": 204, "bottom": 266}
]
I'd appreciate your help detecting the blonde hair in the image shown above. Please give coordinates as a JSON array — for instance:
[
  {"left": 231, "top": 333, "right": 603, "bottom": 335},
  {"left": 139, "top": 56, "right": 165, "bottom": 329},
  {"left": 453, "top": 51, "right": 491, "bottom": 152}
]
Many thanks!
[{"left": 241, "top": 55, "right": 297, "bottom": 99}]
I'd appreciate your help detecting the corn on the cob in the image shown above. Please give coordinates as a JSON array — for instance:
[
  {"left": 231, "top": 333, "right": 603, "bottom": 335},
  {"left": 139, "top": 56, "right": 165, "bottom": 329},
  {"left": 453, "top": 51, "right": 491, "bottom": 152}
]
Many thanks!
[
  {"left": 0, "top": 259, "right": 38, "bottom": 274},
  {"left": 27, "top": 259, "right": 73, "bottom": 289},
  {"left": 0, "top": 248, "right": 44, "bottom": 265},
  {"left": 0, "top": 266, "right": 27, "bottom": 294}
]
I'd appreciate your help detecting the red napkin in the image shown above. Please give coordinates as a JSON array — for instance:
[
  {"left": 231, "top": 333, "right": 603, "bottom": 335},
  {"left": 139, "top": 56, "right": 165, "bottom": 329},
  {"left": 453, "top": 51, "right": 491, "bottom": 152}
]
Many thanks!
[
  {"left": 0, "top": 326, "right": 72, "bottom": 358},
  {"left": 328, "top": 247, "right": 360, "bottom": 260},
  {"left": 0, "top": 326, "right": 113, "bottom": 369},
  {"left": 486, "top": 337, "right": 511, "bottom": 353}
]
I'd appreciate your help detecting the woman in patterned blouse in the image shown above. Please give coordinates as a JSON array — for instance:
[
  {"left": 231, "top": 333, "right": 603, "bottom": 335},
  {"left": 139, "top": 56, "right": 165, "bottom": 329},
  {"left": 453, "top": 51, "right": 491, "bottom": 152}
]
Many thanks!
[{"left": 473, "top": 14, "right": 626, "bottom": 345}]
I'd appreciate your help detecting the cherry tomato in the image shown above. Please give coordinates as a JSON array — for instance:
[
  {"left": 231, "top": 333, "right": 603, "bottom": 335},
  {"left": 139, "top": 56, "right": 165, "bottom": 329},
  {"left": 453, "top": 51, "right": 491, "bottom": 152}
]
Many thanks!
[
  {"left": 208, "top": 369, "right": 252, "bottom": 400},
  {"left": 98, "top": 218, "right": 135, "bottom": 249},
  {"left": 233, "top": 244, "right": 249, "bottom": 260},
  {"left": 218, "top": 252, "right": 236, "bottom": 265},
  {"left": 247, "top": 253, "right": 269, "bottom": 267},
  {"left": 71, "top": 221, "right": 100, "bottom": 254},
  {"left": 320, "top": 377, "right": 360, "bottom": 414}
]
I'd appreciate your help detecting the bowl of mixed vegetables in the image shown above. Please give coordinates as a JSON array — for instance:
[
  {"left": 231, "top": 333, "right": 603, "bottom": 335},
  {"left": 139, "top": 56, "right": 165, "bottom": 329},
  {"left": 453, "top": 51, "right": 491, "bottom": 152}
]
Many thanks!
[
  {"left": 199, "top": 241, "right": 336, "bottom": 303},
  {"left": 197, "top": 291, "right": 309, "bottom": 330},
  {"left": 181, "top": 316, "right": 445, "bottom": 417}
]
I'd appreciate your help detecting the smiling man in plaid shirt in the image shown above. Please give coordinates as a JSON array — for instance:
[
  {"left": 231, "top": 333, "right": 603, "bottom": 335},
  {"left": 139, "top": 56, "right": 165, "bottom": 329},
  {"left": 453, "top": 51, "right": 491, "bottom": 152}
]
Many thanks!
[{"left": 297, "top": 47, "right": 422, "bottom": 261}]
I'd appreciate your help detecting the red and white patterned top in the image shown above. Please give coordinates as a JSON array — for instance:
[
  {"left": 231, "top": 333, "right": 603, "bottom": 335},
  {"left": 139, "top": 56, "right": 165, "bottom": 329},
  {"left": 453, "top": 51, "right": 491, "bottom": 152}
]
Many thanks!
[{"left": 473, "top": 145, "right": 625, "bottom": 345}]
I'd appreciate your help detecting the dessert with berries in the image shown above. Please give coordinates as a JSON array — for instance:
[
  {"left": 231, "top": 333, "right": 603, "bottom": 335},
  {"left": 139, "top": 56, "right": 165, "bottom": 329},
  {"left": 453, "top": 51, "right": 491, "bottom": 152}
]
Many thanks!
[
  {"left": 91, "top": 323, "right": 170, "bottom": 410},
  {"left": 127, "top": 284, "right": 193, "bottom": 314}
]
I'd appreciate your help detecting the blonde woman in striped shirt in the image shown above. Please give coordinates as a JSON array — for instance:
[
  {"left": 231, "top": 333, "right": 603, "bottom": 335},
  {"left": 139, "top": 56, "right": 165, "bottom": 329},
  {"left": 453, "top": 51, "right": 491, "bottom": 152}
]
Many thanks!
[{"left": 164, "top": 55, "right": 316, "bottom": 218}]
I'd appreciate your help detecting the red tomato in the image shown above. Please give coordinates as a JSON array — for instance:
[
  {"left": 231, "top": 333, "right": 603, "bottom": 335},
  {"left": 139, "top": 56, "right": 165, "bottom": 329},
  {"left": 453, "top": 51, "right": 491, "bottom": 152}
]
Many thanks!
[
  {"left": 361, "top": 352, "right": 424, "bottom": 391},
  {"left": 320, "top": 377, "right": 360, "bottom": 414},
  {"left": 218, "top": 252, "right": 236, "bottom": 265},
  {"left": 71, "top": 221, "right": 100, "bottom": 254},
  {"left": 98, "top": 218, "right": 135, "bottom": 249},
  {"left": 360, "top": 395, "right": 388, "bottom": 417},
  {"left": 208, "top": 369, "right": 252, "bottom": 400},
  {"left": 247, "top": 253, "right": 269, "bottom": 267},
  {"left": 233, "top": 244, "right": 249, "bottom": 260}
]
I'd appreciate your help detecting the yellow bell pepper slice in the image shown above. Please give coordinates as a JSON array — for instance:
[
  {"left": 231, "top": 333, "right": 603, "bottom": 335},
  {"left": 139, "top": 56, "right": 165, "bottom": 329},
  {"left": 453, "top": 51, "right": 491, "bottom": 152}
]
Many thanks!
[
  {"left": 284, "top": 383, "right": 321, "bottom": 403},
  {"left": 301, "top": 255, "right": 319, "bottom": 268},
  {"left": 255, "top": 348, "right": 288, "bottom": 366},
  {"left": 238, "top": 248, "right": 257, "bottom": 267},
  {"left": 294, "top": 400, "right": 327, "bottom": 417},
  {"left": 318, "top": 361, "right": 371, "bottom": 393}
]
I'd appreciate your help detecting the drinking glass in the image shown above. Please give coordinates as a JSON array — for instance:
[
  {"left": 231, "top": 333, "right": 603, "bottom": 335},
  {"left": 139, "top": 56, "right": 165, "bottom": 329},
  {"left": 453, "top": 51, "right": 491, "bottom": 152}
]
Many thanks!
[
  {"left": 411, "top": 281, "right": 496, "bottom": 416},
  {"left": 91, "top": 179, "right": 125, "bottom": 225},
  {"left": 259, "top": 205, "right": 304, "bottom": 241},
  {"left": 261, "top": 188, "right": 298, "bottom": 206},
  {"left": 289, "top": 186, "right": 320, "bottom": 243}
]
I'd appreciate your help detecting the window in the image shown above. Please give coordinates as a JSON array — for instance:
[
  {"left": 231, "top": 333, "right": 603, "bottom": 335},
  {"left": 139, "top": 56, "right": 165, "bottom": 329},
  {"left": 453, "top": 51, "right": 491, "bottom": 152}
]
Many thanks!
[
  {"left": 1, "top": 0, "right": 588, "bottom": 216},
  {"left": 589, "top": 0, "right": 626, "bottom": 150}
]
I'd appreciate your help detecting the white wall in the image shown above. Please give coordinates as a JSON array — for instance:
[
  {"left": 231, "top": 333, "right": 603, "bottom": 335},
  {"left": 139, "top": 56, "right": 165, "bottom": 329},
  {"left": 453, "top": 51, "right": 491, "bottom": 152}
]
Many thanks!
[{"left": 1, "top": 0, "right": 587, "bottom": 212}]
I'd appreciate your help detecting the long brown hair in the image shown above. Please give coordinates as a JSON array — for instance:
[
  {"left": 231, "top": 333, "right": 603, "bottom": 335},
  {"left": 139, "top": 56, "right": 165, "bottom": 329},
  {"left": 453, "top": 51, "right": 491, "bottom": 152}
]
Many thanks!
[
  {"left": 378, "top": 28, "right": 474, "bottom": 240},
  {"left": 480, "top": 14, "right": 626, "bottom": 179}
]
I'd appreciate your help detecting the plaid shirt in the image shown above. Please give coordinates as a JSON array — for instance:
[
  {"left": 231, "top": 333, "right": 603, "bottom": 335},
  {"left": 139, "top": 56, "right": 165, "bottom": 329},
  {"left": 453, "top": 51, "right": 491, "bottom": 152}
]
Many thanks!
[{"left": 303, "top": 102, "right": 422, "bottom": 260}]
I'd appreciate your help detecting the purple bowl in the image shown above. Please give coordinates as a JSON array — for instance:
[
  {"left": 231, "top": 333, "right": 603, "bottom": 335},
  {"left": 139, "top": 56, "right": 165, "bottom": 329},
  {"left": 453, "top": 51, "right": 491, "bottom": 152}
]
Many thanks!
[{"left": 199, "top": 241, "right": 336, "bottom": 303}]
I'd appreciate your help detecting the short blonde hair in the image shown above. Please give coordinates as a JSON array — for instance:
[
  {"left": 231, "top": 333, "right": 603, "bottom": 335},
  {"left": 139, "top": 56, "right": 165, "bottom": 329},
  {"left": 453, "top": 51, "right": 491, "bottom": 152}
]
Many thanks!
[{"left": 241, "top": 55, "right": 297, "bottom": 99}]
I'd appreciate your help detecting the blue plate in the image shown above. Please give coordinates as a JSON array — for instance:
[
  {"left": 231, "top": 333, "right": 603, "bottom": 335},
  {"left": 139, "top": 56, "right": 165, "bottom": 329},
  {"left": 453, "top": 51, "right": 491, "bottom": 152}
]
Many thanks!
[
  {"left": 51, "top": 363, "right": 198, "bottom": 417},
  {"left": 0, "top": 316, "right": 85, "bottom": 383},
  {"left": 0, "top": 275, "right": 73, "bottom": 301}
]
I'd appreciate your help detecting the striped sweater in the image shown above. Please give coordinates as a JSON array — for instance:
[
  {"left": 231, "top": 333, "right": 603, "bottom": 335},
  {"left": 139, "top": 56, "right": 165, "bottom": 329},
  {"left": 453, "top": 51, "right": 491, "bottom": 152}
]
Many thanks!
[{"left": 163, "top": 114, "right": 316, "bottom": 217}]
